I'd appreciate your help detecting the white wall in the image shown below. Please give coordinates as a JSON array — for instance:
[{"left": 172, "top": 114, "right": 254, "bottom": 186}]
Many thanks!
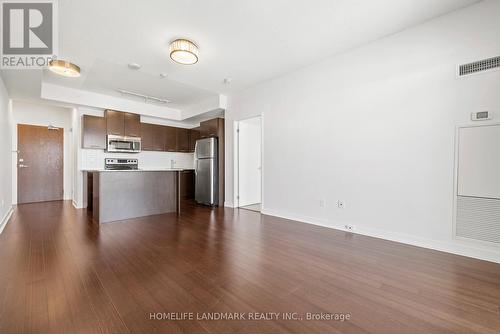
[
  {"left": 237, "top": 116, "right": 262, "bottom": 207},
  {"left": 11, "top": 101, "right": 73, "bottom": 203},
  {"left": 0, "top": 75, "right": 13, "bottom": 233},
  {"left": 225, "top": 0, "right": 500, "bottom": 262},
  {"left": 71, "top": 108, "right": 81, "bottom": 207}
]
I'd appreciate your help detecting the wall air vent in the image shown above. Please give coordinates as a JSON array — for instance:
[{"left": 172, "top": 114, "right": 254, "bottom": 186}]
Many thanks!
[{"left": 459, "top": 56, "right": 500, "bottom": 76}]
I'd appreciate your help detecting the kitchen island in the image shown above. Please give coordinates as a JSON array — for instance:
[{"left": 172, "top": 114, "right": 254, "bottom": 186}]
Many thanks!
[{"left": 85, "top": 169, "right": 193, "bottom": 223}]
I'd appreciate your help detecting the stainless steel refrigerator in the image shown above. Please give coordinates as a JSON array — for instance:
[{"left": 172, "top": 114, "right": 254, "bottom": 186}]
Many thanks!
[{"left": 195, "top": 137, "right": 218, "bottom": 205}]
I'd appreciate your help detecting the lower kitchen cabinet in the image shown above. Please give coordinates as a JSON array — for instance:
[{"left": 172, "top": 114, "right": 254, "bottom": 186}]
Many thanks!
[{"left": 180, "top": 170, "right": 195, "bottom": 199}]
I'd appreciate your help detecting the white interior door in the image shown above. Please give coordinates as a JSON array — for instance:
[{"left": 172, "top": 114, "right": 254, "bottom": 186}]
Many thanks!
[
  {"left": 238, "top": 116, "right": 262, "bottom": 207},
  {"left": 456, "top": 124, "right": 500, "bottom": 244}
]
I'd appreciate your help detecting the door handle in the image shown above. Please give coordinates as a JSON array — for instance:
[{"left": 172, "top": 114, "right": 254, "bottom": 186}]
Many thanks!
[{"left": 18, "top": 164, "right": 28, "bottom": 168}]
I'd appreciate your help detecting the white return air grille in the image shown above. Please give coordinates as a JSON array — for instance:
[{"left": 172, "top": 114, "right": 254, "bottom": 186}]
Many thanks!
[
  {"left": 456, "top": 196, "right": 500, "bottom": 244},
  {"left": 459, "top": 56, "right": 500, "bottom": 76}
]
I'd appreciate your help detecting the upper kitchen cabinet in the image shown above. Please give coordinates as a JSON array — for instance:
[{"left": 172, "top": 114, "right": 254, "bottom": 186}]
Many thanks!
[
  {"left": 189, "top": 128, "right": 200, "bottom": 152},
  {"left": 164, "top": 126, "right": 177, "bottom": 152},
  {"left": 105, "top": 110, "right": 124, "bottom": 136},
  {"left": 105, "top": 110, "right": 141, "bottom": 137},
  {"left": 199, "top": 118, "right": 220, "bottom": 138},
  {"left": 141, "top": 123, "right": 165, "bottom": 151},
  {"left": 124, "top": 113, "right": 141, "bottom": 137},
  {"left": 140, "top": 123, "right": 153, "bottom": 150},
  {"left": 176, "top": 128, "right": 190, "bottom": 152},
  {"left": 82, "top": 115, "right": 106, "bottom": 149}
]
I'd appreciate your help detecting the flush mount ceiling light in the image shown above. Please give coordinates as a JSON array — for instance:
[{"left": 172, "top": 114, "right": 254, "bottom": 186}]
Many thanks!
[
  {"left": 169, "top": 39, "right": 199, "bottom": 65},
  {"left": 48, "top": 60, "right": 81, "bottom": 77}
]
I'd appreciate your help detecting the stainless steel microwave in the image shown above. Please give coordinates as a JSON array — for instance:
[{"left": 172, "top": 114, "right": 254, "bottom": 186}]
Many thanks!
[{"left": 106, "top": 135, "right": 141, "bottom": 153}]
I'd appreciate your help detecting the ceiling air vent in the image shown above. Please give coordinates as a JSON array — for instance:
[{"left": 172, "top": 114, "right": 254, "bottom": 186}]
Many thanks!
[{"left": 459, "top": 56, "right": 500, "bottom": 76}]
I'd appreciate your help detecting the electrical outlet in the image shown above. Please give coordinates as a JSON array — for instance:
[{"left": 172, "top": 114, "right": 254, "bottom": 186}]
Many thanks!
[
  {"left": 319, "top": 199, "right": 325, "bottom": 208},
  {"left": 337, "top": 200, "right": 345, "bottom": 209},
  {"left": 344, "top": 224, "right": 355, "bottom": 232},
  {"left": 1, "top": 199, "right": 4, "bottom": 207}
]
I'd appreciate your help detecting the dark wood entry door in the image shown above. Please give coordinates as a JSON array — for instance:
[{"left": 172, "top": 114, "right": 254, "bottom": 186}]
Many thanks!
[{"left": 17, "top": 124, "right": 64, "bottom": 204}]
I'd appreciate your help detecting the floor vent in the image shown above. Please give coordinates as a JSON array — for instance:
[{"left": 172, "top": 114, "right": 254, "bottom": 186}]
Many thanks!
[
  {"left": 459, "top": 56, "right": 500, "bottom": 76},
  {"left": 456, "top": 196, "right": 500, "bottom": 244}
]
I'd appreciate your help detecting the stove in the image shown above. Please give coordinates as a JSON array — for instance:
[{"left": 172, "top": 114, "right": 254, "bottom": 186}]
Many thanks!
[{"left": 104, "top": 158, "right": 139, "bottom": 170}]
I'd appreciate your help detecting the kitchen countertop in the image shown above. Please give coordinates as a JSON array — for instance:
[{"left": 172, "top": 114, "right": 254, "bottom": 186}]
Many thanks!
[{"left": 82, "top": 168, "right": 195, "bottom": 172}]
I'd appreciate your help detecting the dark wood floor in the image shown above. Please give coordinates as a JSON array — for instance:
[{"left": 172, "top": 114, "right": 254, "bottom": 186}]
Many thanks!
[{"left": 0, "top": 201, "right": 500, "bottom": 334}]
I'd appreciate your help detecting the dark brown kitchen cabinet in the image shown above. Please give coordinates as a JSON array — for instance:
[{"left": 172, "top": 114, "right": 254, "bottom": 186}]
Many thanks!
[
  {"left": 176, "top": 128, "right": 190, "bottom": 152},
  {"left": 189, "top": 129, "right": 200, "bottom": 152},
  {"left": 124, "top": 112, "right": 141, "bottom": 137},
  {"left": 199, "top": 118, "right": 219, "bottom": 138},
  {"left": 164, "top": 126, "right": 177, "bottom": 152},
  {"left": 82, "top": 115, "right": 106, "bottom": 149},
  {"left": 140, "top": 123, "right": 153, "bottom": 150},
  {"left": 105, "top": 110, "right": 124, "bottom": 136},
  {"left": 179, "top": 170, "right": 195, "bottom": 199},
  {"left": 152, "top": 124, "right": 166, "bottom": 151},
  {"left": 105, "top": 109, "right": 141, "bottom": 137},
  {"left": 141, "top": 123, "right": 165, "bottom": 151}
]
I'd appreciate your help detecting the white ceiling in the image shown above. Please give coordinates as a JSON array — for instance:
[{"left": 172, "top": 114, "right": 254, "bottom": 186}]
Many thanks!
[
  {"left": 1, "top": 0, "right": 479, "bottom": 114},
  {"left": 42, "top": 58, "right": 216, "bottom": 109}
]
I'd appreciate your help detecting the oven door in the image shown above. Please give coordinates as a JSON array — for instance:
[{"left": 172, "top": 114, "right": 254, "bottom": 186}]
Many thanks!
[{"left": 107, "top": 135, "right": 141, "bottom": 153}]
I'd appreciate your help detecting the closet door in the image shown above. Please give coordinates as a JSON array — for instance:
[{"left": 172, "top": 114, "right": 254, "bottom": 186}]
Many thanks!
[{"left": 456, "top": 124, "right": 500, "bottom": 244}]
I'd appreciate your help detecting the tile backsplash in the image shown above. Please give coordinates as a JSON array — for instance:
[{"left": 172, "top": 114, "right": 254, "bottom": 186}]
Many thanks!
[{"left": 80, "top": 149, "right": 195, "bottom": 170}]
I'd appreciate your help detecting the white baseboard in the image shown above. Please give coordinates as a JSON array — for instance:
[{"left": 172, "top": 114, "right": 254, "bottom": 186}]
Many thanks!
[
  {"left": 261, "top": 208, "right": 500, "bottom": 264},
  {"left": 72, "top": 200, "right": 84, "bottom": 209},
  {"left": 0, "top": 206, "right": 14, "bottom": 235}
]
